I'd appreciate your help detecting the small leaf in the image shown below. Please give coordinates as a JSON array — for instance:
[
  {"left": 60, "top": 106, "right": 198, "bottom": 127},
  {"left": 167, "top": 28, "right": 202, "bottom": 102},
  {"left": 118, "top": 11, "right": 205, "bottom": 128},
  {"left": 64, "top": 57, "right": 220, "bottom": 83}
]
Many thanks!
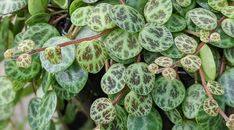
[
  {"left": 154, "top": 56, "right": 173, "bottom": 67},
  {"left": 109, "top": 5, "right": 145, "bottom": 33},
  {"left": 139, "top": 23, "right": 174, "bottom": 52},
  {"left": 226, "top": 114, "right": 234, "bottom": 130},
  {"left": 124, "top": 91, "right": 152, "bottom": 117},
  {"left": 162, "top": 68, "right": 177, "bottom": 80},
  {"left": 0, "top": 0, "right": 27, "bottom": 14},
  {"left": 208, "top": 0, "right": 228, "bottom": 11},
  {"left": 44, "top": 46, "right": 62, "bottom": 64},
  {"left": 199, "top": 29, "right": 210, "bottom": 43},
  {"left": 125, "top": 62, "right": 155, "bottom": 95},
  {"left": 76, "top": 40, "right": 107, "bottom": 74},
  {"left": 104, "top": 29, "right": 142, "bottom": 60},
  {"left": 26, "top": 13, "right": 51, "bottom": 26},
  {"left": 0, "top": 77, "right": 15, "bottom": 106},
  {"left": 144, "top": 0, "right": 173, "bottom": 24},
  {"left": 17, "top": 39, "right": 35, "bottom": 53},
  {"left": 151, "top": 77, "right": 186, "bottom": 111},
  {"left": 221, "top": 6, "right": 234, "bottom": 18},
  {"left": 40, "top": 37, "right": 75, "bottom": 73},
  {"left": 165, "top": 14, "right": 187, "bottom": 32},
  {"left": 181, "top": 55, "right": 201, "bottom": 73},
  {"left": 165, "top": 109, "right": 183, "bottom": 124},
  {"left": 188, "top": 8, "right": 217, "bottom": 30},
  {"left": 71, "top": 6, "right": 93, "bottom": 27},
  {"left": 127, "top": 109, "right": 162, "bottom": 130},
  {"left": 207, "top": 81, "right": 224, "bottom": 95},
  {"left": 16, "top": 54, "right": 32, "bottom": 68},
  {"left": 203, "top": 98, "right": 219, "bottom": 116},
  {"left": 147, "top": 63, "right": 159, "bottom": 74},
  {"left": 221, "top": 18, "right": 234, "bottom": 38},
  {"left": 90, "top": 98, "right": 116, "bottom": 124},
  {"left": 175, "top": 34, "right": 198, "bottom": 54},
  {"left": 176, "top": 0, "right": 191, "bottom": 7},
  {"left": 88, "top": 3, "right": 115, "bottom": 32},
  {"left": 101, "top": 63, "right": 126, "bottom": 95}
]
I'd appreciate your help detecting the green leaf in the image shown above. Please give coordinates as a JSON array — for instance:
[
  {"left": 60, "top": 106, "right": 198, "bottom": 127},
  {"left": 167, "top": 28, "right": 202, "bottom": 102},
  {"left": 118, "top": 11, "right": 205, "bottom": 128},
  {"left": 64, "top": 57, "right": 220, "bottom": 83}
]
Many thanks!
[
  {"left": 127, "top": 109, "right": 162, "bottom": 130},
  {"left": 165, "top": 109, "right": 183, "bottom": 124},
  {"left": 143, "top": 51, "right": 162, "bottom": 64},
  {"left": 0, "top": 77, "right": 15, "bottom": 106},
  {"left": 0, "top": 0, "right": 27, "bottom": 14},
  {"left": 76, "top": 40, "right": 107, "bottom": 74},
  {"left": 224, "top": 47, "right": 234, "bottom": 66},
  {"left": 181, "top": 55, "right": 201, "bottom": 73},
  {"left": 218, "top": 68, "right": 234, "bottom": 107},
  {"left": 0, "top": 103, "right": 14, "bottom": 121},
  {"left": 139, "top": 23, "right": 174, "bottom": 52},
  {"left": 104, "top": 29, "right": 142, "bottom": 60},
  {"left": 28, "top": 0, "right": 49, "bottom": 15},
  {"left": 187, "top": 8, "right": 217, "bottom": 30},
  {"left": 82, "top": 0, "right": 99, "bottom": 3},
  {"left": 175, "top": 34, "right": 198, "bottom": 54},
  {"left": 101, "top": 63, "right": 126, "bottom": 95},
  {"left": 55, "top": 63, "right": 88, "bottom": 93},
  {"left": 126, "top": 62, "right": 155, "bottom": 95},
  {"left": 165, "top": 14, "right": 187, "bottom": 32},
  {"left": 176, "top": 0, "right": 191, "bottom": 7},
  {"left": 0, "top": 18, "right": 11, "bottom": 61},
  {"left": 25, "top": 13, "right": 51, "bottom": 26},
  {"left": 124, "top": 91, "right": 153, "bottom": 117},
  {"left": 71, "top": 6, "right": 93, "bottom": 27},
  {"left": 144, "top": 0, "right": 172, "bottom": 25},
  {"left": 154, "top": 56, "right": 173, "bottom": 67},
  {"left": 53, "top": 82, "right": 77, "bottom": 100},
  {"left": 51, "top": 0, "right": 68, "bottom": 9},
  {"left": 172, "top": 121, "right": 198, "bottom": 130},
  {"left": 126, "top": 0, "right": 148, "bottom": 14},
  {"left": 199, "top": 44, "right": 216, "bottom": 80},
  {"left": 41, "top": 73, "right": 54, "bottom": 93},
  {"left": 28, "top": 97, "right": 42, "bottom": 129},
  {"left": 208, "top": 0, "right": 228, "bottom": 11},
  {"left": 87, "top": 3, "right": 115, "bottom": 32},
  {"left": 40, "top": 37, "right": 75, "bottom": 73},
  {"left": 207, "top": 81, "right": 224, "bottom": 96},
  {"left": 182, "top": 84, "right": 206, "bottom": 119},
  {"left": 221, "top": 6, "right": 234, "bottom": 18},
  {"left": 69, "top": 0, "right": 84, "bottom": 15},
  {"left": 109, "top": 5, "right": 145, "bottom": 33},
  {"left": 161, "top": 44, "right": 185, "bottom": 59},
  {"left": 151, "top": 77, "right": 186, "bottom": 111},
  {"left": 221, "top": 18, "right": 234, "bottom": 38},
  {"left": 90, "top": 98, "right": 116, "bottom": 124}
]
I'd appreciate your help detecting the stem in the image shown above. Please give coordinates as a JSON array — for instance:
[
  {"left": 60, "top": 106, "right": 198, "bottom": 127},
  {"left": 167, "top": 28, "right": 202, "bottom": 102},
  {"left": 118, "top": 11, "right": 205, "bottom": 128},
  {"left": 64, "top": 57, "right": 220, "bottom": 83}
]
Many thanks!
[
  {"left": 105, "top": 60, "right": 110, "bottom": 72},
  {"left": 28, "top": 29, "right": 113, "bottom": 55},
  {"left": 52, "top": 14, "right": 67, "bottom": 25},
  {"left": 112, "top": 87, "right": 128, "bottom": 105},
  {"left": 51, "top": 10, "right": 67, "bottom": 15},
  {"left": 195, "top": 42, "right": 206, "bottom": 55},
  {"left": 184, "top": 30, "right": 200, "bottom": 37},
  {"left": 220, "top": 54, "right": 226, "bottom": 75},
  {"left": 199, "top": 67, "right": 229, "bottom": 121},
  {"left": 137, "top": 54, "right": 141, "bottom": 62},
  {"left": 119, "top": 0, "right": 125, "bottom": 4}
]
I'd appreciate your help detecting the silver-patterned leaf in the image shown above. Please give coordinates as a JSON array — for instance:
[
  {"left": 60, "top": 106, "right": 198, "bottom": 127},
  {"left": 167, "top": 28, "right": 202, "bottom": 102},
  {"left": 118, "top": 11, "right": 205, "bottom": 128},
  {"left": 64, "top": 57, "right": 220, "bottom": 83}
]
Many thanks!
[
  {"left": 176, "top": 0, "right": 191, "bottom": 7},
  {"left": 203, "top": 98, "right": 219, "bottom": 116},
  {"left": 208, "top": 0, "right": 228, "bottom": 11},
  {"left": 175, "top": 34, "right": 198, "bottom": 54},
  {"left": 71, "top": 6, "right": 93, "bottom": 27},
  {"left": 154, "top": 56, "right": 173, "bottom": 67},
  {"left": 0, "top": 77, "right": 15, "bottom": 105},
  {"left": 139, "top": 23, "right": 174, "bottom": 52},
  {"left": 221, "top": 18, "right": 234, "bottom": 38},
  {"left": 165, "top": 109, "right": 183, "bottom": 124},
  {"left": 181, "top": 55, "right": 201, "bottom": 73},
  {"left": 0, "top": 103, "right": 14, "bottom": 121},
  {"left": 0, "top": 0, "right": 27, "bottom": 14},
  {"left": 221, "top": 6, "right": 234, "bottom": 18},
  {"left": 165, "top": 14, "right": 187, "bottom": 32},
  {"left": 207, "top": 80, "right": 224, "bottom": 96}
]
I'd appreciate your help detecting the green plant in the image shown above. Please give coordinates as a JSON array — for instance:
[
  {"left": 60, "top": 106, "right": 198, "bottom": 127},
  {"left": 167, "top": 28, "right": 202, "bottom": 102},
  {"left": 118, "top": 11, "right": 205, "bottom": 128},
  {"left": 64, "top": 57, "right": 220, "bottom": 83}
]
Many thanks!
[{"left": 1, "top": 0, "right": 234, "bottom": 130}]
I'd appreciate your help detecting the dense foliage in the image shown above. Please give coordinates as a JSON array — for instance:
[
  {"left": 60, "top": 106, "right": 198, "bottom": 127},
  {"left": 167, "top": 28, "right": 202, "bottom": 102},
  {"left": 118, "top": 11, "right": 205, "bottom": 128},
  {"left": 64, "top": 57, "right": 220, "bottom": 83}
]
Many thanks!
[{"left": 0, "top": 0, "right": 234, "bottom": 130}]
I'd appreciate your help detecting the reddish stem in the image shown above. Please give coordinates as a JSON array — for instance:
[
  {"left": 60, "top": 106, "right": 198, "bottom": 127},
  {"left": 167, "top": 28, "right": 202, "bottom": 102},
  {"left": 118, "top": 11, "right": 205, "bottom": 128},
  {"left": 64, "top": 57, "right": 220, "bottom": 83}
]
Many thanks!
[
  {"left": 119, "top": 0, "right": 125, "bottom": 4},
  {"left": 112, "top": 87, "right": 128, "bottom": 105},
  {"left": 220, "top": 54, "right": 226, "bottom": 75}
]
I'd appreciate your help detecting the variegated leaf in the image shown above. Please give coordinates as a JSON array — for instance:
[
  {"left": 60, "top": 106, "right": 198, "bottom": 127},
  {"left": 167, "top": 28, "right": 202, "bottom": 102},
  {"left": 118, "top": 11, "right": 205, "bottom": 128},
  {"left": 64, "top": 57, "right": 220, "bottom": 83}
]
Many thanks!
[
  {"left": 176, "top": 0, "right": 191, "bottom": 7},
  {"left": 76, "top": 40, "right": 107, "bottom": 74},
  {"left": 125, "top": 62, "right": 155, "bottom": 95},
  {"left": 221, "top": 18, "right": 234, "bottom": 38},
  {"left": 124, "top": 91, "right": 152, "bottom": 117},
  {"left": 0, "top": 0, "right": 27, "bottom": 14},
  {"left": 151, "top": 77, "right": 186, "bottom": 111},
  {"left": 0, "top": 103, "right": 13, "bottom": 121},
  {"left": 101, "top": 63, "right": 126, "bottom": 95},
  {"left": 165, "top": 109, "right": 183, "bottom": 124},
  {"left": 221, "top": 6, "right": 234, "bottom": 18},
  {"left": 224, "top": 48, "right": 234, "bottom": 66},
  {"left": 160, "top": 44, "right": 185, "bottom": 59},
  {"left": 165, "top": 14, "right": 187, "bottom": 32},
  {"left": 109, "top": 5, "right": 145, "bottom": 33},
  {"left": 90, "top": 98, "right": 116, "bottom": 124},
  {"left": 144, "top": 0, "right": 173, "bottom": 24},
  {"left": 208, "top": 0, "right": 228, "bottom": 11},
  {"left": 203, "top": 98, "right": 219, "bottom": 116},
  {"left": 162, "top": 68, "right": 177, "bottom": 80},
  {"left": 139, "top": 23, "right": 174, "bottom": 52},
  {"left": 53, "top": 83, "right": 77, "bottom": 100},
  {"left": 71, "top": 6, "right": 93, "bottom": 27},
  {"left": 82, "top": 0, "right": 99, "bottom": 3},
  {"left": 0, "top": 77, "right": 15, "bottom": 105},
  {"left": 207, "top": 81, "right": 224, "bottom": 95},
  {"left": 181, "top": 55, "right": 201, "bottom": 73},
  {"left": 175, "top": 34, "right": 198, "bottom": 54},
  {"left": 154, "top": 56, "right": 173, "bottom": 67}
]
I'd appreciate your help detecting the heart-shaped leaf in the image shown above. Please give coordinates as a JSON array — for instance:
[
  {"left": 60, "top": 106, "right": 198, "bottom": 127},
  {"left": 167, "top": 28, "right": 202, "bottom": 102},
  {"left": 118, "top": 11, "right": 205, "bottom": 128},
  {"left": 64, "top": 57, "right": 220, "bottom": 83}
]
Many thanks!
[
  {"left": 165, "top": 109, "right": 183, "bottom": 124},
  {"left": 127, "top": 109, "right": 162, "bottom": 130},
  {"left": 181, "top": 55, "right": 201, "bottom": 73},
  {"left": 207, "top": 81, "right": 224, "bottom": 96},
  {"left": 87, "top": 3, "right": 115, "bottom": 32},
  {"left": 199, "top": 44, "right": 216, "bottom": 80},
  {"left": 0, "top": 0, "right": 27, "bottom": 14},
  {"left": 90, "top": 98, "right": 116, "bottom": 124},
  {"left": 221, "top": 6, "right": 234, "bottom": 18},
  {"left": 208, "top": 0, "right": 228, "bottom": 11},
  {"left": 176, "top": 0, "right": 191, "bottom": 7},
  {"left": 187, "top": 8, "right": 217, "bottom": 30},
  {"left": 76, "top": 40, "right": 107, "bottom": 74},
  {"left": 139, "top": 23, "right": 174, "bottom": 52},
  {"left": 101, "top": 63, "right": 126, "bottom": 95},
  {"left": 175, "top": 34, "right": 198, "bottom": 54},
  {"left": 224, "top": 48, "right": 234, "bottom": 66},
  {"left": 182, "top": 84, "right": 206, "bottom": 119},
  {"left": 125, "top": 62, "right": 155, "bottom": 95},
  {"left": 165, "top": 14, "right": 187, "bottom": 32},
  {"left": 104, "top": 29, "right": 142, "bottom": 60},
  {"left": 55, "top": 63, "right": 88, "bottom": 94},
  {"left": 124, "top": 91, "right": 152, "bottom": 117},
  {"left": 71, "top": 6, "right": 93, "bottom": 27},
  {"left": 218, "top": 68, "right": 234, "bottom": 107},
  {"left": 109, "top": 5, "right": 145, "bottom": 33},
  {"left": 221, "top": 18, "right": 234, "bottom": 38},
  {"left": 151, "top": 77, "right": 185, "bottom": 111},
  {"left": 144, "top": 0, "right": 172, "bottom": 25},
  {"left": 0, "top": 77, "right": 15, "bottom": 106},
  {"left": 40, "top": 37, "right": 75, "bottom": 73}
]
